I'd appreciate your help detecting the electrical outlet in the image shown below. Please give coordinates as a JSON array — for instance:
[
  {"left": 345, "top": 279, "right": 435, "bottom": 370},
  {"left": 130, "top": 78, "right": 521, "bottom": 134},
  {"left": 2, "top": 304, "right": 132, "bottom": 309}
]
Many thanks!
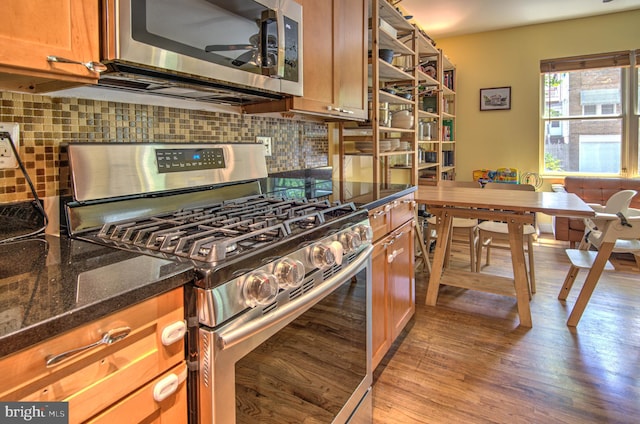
[
  {"left": 256, "top": 136, "right": 272, "bottom": 156},
  {"left": 0, "top": 123, "right": 20, "bottom": 169}
]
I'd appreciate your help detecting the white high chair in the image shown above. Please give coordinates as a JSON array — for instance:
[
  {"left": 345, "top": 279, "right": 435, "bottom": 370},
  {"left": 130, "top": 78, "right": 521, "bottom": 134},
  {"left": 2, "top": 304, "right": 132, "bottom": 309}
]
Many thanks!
[{"left": 558, "top": 189, "right": 640, "bottom": 327}]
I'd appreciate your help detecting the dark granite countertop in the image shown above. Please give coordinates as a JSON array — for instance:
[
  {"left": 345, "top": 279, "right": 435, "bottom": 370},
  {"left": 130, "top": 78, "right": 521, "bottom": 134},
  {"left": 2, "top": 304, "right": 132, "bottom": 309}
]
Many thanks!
[
  {"left": 0, "top": 175, "right": 414, "bottom": 360},
  {"left": 0, "top": 235, "right": 194, "bottom": 359}
]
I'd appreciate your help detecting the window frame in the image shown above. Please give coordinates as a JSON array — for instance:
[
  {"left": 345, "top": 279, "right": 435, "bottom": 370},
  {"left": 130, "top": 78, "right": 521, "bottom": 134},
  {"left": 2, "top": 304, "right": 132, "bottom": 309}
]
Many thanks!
[{"left": 540, "top": 50, "right": 639, "bottom": 178}]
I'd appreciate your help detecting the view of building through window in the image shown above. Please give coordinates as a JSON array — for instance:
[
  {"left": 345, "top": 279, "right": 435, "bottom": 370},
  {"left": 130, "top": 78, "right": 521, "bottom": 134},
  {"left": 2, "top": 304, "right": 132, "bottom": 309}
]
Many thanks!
[{"left": 543, "top": 68, "right": 622, "bottom": 174}]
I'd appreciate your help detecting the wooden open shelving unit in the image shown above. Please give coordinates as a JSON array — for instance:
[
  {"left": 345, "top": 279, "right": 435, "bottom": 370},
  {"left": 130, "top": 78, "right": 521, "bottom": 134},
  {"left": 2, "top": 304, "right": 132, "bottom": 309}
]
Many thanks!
[{"left": 336, "top": 0, "right": 457, "bottom": 187}]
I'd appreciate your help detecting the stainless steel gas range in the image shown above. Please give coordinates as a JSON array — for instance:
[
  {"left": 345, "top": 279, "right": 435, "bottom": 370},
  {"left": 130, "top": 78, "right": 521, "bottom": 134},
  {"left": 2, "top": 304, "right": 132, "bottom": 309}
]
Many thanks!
[{"left": 63, "top": 143, "right": 374, "bottom": 424}]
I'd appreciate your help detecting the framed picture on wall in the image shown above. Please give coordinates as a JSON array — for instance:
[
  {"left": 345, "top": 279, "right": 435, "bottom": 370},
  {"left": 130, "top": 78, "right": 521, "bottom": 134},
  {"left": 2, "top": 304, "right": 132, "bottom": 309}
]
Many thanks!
[{"left": 480, "top": 86, "right": 511, "bottom": 111}]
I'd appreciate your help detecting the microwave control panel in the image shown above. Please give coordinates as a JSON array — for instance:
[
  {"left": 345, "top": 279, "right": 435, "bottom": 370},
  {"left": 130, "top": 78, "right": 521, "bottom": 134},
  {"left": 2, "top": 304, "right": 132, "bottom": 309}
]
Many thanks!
[{"left": 155, "top": 148, "right": 226, "bottom": 173}]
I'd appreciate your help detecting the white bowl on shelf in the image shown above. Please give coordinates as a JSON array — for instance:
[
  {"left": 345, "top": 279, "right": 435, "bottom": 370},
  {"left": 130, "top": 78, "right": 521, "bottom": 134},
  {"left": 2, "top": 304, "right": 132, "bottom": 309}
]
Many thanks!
[{"left": 391, "top": 110, "right": 414, "bottom": 129}]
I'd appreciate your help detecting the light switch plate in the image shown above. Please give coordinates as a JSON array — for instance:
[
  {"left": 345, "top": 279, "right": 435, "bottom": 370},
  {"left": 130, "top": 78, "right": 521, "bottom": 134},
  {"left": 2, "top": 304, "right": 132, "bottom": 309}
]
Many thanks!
[
  {"left": 256, "top": 136, "right": 272, "bottom": 156},
  {"left": 0, "top": 122, "right": 20, "bottom": 169}
]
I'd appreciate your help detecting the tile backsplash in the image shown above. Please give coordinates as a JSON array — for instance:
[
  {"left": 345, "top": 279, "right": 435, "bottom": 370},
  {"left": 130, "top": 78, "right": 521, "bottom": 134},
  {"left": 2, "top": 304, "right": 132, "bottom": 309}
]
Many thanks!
[{"left": 0, "top": 91, "right": 328, "bottom": 203}]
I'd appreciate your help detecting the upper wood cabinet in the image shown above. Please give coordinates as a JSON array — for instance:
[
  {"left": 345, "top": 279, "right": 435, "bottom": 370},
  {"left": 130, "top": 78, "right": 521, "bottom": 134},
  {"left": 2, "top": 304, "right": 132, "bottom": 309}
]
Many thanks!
[
  {"left": 243, "top": 0, "right": 368, "bottom": 121},
  {"left": 0, "top": 0, "right": 101, "bottom": 93}
]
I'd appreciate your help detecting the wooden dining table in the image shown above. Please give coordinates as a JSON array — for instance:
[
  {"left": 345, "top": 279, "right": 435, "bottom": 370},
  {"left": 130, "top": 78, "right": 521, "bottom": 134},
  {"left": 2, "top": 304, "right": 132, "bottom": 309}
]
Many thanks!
[{"left": 415, "top": 185, "right": 595, "bottom": 327}]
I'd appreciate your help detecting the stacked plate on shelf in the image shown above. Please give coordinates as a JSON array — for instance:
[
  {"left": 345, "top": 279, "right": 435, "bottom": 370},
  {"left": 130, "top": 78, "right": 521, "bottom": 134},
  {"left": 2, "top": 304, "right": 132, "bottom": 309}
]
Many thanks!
[{"left": 353, "top": 139, "right": 407, "bottom": 152}]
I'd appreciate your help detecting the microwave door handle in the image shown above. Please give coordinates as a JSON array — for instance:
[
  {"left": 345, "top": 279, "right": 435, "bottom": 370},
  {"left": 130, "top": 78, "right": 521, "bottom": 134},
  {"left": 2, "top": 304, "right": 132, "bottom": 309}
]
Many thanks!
[
  {"left": 260, "top": 16, "right": 270, "bottom": 73},
  {"left": 259, "top": 9, "right": 281, "bottom": 77},
  {"left": 275, "top": 8, "right": 285, "bottom": 78}
]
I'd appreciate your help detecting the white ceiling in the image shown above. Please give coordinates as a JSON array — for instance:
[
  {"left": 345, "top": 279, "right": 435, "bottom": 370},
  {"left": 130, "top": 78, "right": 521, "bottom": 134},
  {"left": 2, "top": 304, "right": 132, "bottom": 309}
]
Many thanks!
[{"left": 398, "top": 0, "right": 640, "bottom": 39}]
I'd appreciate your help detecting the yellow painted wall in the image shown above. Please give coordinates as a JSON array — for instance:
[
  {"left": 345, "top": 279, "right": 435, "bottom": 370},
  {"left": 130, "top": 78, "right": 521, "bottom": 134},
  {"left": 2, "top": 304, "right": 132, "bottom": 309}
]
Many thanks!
[{"left": 436, "top": 9, "right": 640, "bottom": 183}]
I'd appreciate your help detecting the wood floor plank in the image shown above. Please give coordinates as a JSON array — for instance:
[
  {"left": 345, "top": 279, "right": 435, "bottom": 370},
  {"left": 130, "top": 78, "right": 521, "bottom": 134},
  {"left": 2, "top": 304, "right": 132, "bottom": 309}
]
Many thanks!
[{"left": 372, "top": 235, "right": 640, "bottom": 423}]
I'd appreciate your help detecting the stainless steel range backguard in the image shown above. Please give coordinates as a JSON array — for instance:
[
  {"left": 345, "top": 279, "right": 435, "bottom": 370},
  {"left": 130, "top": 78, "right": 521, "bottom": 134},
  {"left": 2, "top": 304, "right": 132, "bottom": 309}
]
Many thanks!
[{"left": 67, "top": 142, "right": 268, "bottom": 202}]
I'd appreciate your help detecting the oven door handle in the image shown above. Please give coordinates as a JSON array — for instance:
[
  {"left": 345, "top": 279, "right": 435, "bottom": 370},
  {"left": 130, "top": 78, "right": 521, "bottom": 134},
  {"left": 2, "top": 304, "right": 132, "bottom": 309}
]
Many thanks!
[{"left": 216, "top": 245, "right": 373, "bottom": 351}]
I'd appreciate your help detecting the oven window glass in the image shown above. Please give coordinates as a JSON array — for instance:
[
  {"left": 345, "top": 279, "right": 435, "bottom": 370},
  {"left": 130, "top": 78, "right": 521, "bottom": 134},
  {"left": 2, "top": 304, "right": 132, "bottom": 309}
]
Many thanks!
[{"left": 235, "top": 269, "right": 368, "bottom": 423}]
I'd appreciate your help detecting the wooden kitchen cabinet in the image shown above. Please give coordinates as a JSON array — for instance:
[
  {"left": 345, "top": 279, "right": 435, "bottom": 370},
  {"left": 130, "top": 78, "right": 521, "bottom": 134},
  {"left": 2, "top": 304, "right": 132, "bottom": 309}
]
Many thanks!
[
  {"left": 0, "top": 288, "right": 186, "bottom": 423},
  {"left": 387, "top": 220, "right": 415, "bottom": 340},
  {"left": 0, "top": 0, "right": 101, "bottom": 93},
  {"left": 86, "top": 362, "right": 187, "bottom": 424},
  {"left": 243, "top": 0, "right": 368, "bottom": 121},
  {"left": 371, "top": 237, "right": 391, "bottom": 368},
  {"left": 370, "top": 193, "right": 416, "bottom": 370}
]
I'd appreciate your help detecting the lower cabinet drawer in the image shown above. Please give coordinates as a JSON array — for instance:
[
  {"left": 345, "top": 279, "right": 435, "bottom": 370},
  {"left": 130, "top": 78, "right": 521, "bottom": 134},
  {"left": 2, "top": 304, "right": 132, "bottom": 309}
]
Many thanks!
[
  {"left": 390, "top": 193, "right": 415, "bottom": 229},
  {"left": 369, "top": 204, "right": 390, "bottom": 242},
  {"left": 0, "top": 288, "right": 185, "bottom": 424},
  {"left": 86, "top": 362, "right": 187, "bottom": 424}
]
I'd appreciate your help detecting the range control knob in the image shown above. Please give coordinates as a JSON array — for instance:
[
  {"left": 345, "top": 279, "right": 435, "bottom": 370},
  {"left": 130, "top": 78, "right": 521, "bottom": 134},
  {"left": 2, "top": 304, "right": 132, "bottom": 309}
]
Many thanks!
[
  {"left": 242, "top": 270, "right": 279, "bottom": 307},
  {"left": 274, "top": 258, "right": 305, "bottom": 288},
  {"left": 355, "top": 224, "right": 373, "bottom": 243},
  {"left": 309, "top": 243, "right": 336, "bottom": 269},
  {"left": 339, "top": 231, "right": 362, "bottom": 253}
]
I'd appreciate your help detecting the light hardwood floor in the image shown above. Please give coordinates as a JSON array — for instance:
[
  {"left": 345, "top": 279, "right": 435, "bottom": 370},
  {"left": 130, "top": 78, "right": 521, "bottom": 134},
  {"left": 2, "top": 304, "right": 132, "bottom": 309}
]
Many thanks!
[{"left": 372, "top": 235, "right": 640, "bottom": 423}]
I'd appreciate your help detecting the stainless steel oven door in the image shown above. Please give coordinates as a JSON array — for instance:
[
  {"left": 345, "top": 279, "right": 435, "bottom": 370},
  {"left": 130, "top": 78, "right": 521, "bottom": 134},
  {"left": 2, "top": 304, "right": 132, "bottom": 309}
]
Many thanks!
[{"left": 198, "top": 246, "right": 373, "bottom": 423}]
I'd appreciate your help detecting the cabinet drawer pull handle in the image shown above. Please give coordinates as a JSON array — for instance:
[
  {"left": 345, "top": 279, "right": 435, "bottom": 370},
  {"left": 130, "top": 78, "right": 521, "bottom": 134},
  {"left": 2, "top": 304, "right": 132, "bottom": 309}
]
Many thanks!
[
  {"left": 161, "top": 320, "right": 187, "bottom": 346},
  {"left": 327, "top": 106, "right": 354, "bottom": 114},
  {"left": 372, "top": 210, "right": 385, "bottom": 218},
  {"left": 45, "top": 326, "right": 131, "bottom": 367},
  {"left": 46, "top": 55, "right": 107, "bottom": 73}
]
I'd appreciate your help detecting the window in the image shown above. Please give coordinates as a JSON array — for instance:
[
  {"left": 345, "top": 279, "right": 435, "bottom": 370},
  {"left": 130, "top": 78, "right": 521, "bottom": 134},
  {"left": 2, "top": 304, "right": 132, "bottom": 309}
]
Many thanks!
[
  {"left": 541, "top": 50, "right": 639, "bottom": 176},
  {"left": 601, "top": 104, "right": 615, "bottom": 115}
]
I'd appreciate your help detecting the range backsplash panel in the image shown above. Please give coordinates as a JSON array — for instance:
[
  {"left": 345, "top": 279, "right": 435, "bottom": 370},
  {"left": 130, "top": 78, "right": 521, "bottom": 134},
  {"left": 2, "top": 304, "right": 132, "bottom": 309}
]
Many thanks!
[{"left": 0, "top": 91, "right": 328, "bottom": 203}]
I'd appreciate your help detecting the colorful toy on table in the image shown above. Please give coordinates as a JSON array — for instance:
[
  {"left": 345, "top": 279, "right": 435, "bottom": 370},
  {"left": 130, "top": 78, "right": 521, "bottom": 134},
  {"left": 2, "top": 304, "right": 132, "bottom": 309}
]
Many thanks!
[
  {"left": 473, "top": 169, "right": 497, "bottom": 184},
  {"left": 495, "top": 167, "right": 519, "bottom": 184}
]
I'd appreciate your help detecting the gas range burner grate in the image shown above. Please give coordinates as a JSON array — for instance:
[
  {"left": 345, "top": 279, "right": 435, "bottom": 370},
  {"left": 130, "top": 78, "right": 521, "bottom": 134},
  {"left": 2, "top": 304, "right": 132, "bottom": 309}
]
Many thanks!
[{"left": 94, "top": 194, "right": 358, "bottom": 263}]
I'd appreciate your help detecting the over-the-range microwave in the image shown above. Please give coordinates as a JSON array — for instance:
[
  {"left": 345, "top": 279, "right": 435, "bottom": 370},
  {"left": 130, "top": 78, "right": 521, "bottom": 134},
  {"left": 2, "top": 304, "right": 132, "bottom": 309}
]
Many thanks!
[{"left": 100, "top": 0, "right": 302, "bottom": 106}]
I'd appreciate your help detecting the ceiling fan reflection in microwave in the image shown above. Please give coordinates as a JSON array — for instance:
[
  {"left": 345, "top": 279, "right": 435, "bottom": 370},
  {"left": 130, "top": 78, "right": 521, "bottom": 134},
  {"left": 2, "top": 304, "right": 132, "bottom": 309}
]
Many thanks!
[{"left": 205, "top": 33, "right": 277, "bottom": 68}]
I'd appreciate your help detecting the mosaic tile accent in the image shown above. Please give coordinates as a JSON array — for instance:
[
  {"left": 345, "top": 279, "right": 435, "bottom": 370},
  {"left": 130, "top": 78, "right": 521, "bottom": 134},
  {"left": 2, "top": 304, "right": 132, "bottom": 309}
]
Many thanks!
[{"left": 0, "top": 91, "right": 328, "bottom": 203}]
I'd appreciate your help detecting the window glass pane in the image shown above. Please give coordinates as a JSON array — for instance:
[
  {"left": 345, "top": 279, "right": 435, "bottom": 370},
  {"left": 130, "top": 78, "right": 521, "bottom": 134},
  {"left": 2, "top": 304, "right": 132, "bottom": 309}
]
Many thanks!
[
  {"left": 543, "top": 69, "right": 622, "bottom": 118},
  {"left": 544, "top": 118, "right": 622, "bottom": 173},
  {"left": 579, "top": 135, "right": 620, "bottom": 173},
  {"left": 601, "top": 104, "right": 615, "bottom": 115}
]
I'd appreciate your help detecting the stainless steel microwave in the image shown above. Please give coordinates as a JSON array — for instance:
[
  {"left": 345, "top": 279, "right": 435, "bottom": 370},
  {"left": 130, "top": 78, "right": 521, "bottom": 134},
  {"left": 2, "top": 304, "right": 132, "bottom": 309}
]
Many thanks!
[{"left": 100, "top": 0, "right": 303, "bottom": 105}]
